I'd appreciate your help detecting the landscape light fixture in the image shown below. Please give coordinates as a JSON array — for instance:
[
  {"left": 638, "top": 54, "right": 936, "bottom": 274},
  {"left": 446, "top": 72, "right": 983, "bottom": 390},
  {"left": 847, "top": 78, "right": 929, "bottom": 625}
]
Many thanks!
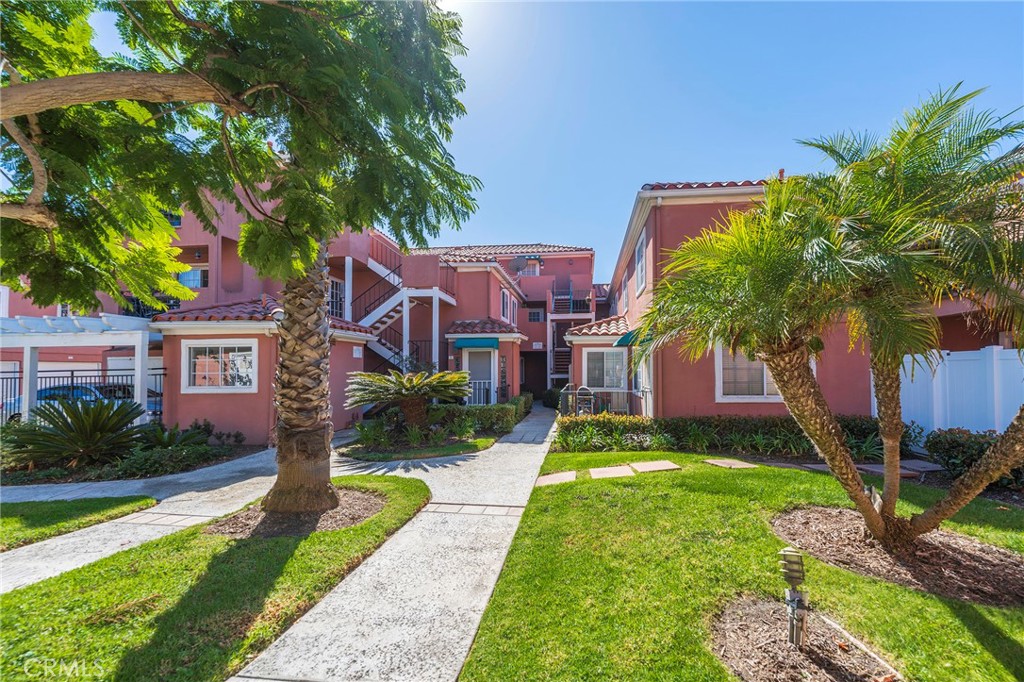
[{"left": 778, "top": 546, "right": 808, "bottom": 649}]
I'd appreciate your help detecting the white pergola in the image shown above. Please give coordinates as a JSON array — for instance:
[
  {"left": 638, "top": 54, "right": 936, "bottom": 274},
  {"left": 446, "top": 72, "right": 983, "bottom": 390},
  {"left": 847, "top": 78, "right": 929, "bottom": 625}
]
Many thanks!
[{"left": 0, "top": 313, "right": 160, "bottom": 423}]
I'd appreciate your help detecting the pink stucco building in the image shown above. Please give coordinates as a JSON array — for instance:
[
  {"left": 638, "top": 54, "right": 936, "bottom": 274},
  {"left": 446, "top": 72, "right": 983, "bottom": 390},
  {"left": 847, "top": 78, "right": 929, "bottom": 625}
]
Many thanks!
[{"left": 2, "top": 178, "right": 1008, "bottom": 441}]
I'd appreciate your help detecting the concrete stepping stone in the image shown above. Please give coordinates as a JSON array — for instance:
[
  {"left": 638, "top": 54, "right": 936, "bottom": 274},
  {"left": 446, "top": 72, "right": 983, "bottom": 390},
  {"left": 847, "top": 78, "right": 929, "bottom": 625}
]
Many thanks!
[
  {"left": 900, "top": 459, "right": 945, "bottom": 473},
  {"left": 630, "top": 460, "right": 681, "bottom": 473},
  {"left": 589, "top": 465, "right": 635, "bottom": 479},
  {"left": 703, "top": 458, "right": 758, "bottom": 469},
  {"left": 856, "top": 463, "right": 919, "bottom": 479},
  {"left": 535, "top": 471, "right": 577, "bottom": 487}
]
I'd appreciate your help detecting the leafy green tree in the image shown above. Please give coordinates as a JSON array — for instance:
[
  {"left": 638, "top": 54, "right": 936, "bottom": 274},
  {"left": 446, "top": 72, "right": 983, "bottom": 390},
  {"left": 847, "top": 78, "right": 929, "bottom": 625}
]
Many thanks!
[
  {"left": 638, "top": 88, "right": 1024, "bottom": 548},
  {"left": 2, "top": 1, "right": 480, "bottom": 512},
  {"left": 346, "top": 370, "right": 471, "bottom": 428}
]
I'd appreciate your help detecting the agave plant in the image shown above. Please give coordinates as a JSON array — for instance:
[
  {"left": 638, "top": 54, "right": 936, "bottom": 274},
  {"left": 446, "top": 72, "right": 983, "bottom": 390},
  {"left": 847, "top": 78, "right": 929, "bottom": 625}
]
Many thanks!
[
  {"left": 6, "top": 399, "right": 146, "bottom": 469},
  {"left": 345, "top": 370, "right": 471, "bottom": 428}
]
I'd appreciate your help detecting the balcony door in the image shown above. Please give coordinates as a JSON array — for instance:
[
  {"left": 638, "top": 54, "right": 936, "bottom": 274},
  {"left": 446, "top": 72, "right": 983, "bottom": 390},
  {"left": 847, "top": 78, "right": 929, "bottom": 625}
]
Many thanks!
[{"left": 464, "top": 349, "right": 496, "bottom": 405}]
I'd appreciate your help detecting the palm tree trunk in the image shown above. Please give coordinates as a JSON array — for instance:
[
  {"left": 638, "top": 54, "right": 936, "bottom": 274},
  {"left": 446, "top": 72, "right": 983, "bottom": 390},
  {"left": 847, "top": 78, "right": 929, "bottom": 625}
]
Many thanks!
[
  {"left": 911, "top": 403, "right": 1024, "bottom": 535},
  {"left": 262, "top": 241, "right": 339, "bottom": 513},
  {"left": 871, "top": 356, "right": 904, "bottom": 519},
  {"left": 761, "top": 345, "right": 889, "bottom": 541}
]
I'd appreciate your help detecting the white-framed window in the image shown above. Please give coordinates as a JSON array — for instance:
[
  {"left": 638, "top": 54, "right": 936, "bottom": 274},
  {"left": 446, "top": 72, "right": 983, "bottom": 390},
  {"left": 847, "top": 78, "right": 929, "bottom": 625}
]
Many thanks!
[
  {"left": 57, "top": 303, "right": 72, "bottom": 317},
  {"left": 528, "top": 309, "right": 543, "bottom": 323},
  {"left": 177, "top": 266, "right": 209, "bottom": 289},
  {"left": 328, "top": 277, "right": 345, "bottom": 318},
  {"left": 511, "top": 298, "right": 519, "bottom": 325},
  {"left": 583, "top": 348, "right": 628, "bottom": 390},
  {"left": 621, "top": 284, "right": 628, "bottom": 315},
  {"left": 634, "top": 228, "right": 647, "bottom": 294},
  {"left": 521, "top": 260, "right": 541, "bottom": 277},
  {"left": 714, "top": 345, "right": 782, "bottom": 403},
  {"left": 181, "top": 339, "right": 259, "bottom": 393},
  {"left": 501, "top": 288, "right": 510, "bottom": 321}
]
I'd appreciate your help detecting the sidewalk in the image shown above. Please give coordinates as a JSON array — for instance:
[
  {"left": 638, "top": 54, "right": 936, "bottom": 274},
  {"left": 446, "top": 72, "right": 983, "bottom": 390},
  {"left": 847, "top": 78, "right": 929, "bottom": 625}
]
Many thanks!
[{"left": 229, "top": 407, "right": 557, "bottom": 682}]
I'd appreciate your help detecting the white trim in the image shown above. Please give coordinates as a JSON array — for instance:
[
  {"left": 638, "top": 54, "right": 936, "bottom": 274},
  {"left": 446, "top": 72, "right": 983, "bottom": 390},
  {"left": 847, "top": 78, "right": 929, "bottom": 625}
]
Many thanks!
[
  {"left": 713, "top": 344, "right": 786, "bottom": 403},
  {"left": 564, "top": 334, "right": 624, "bottom": 345},
  {"left": 445, "top": 332, "right": 526, "bottom": 342},
  {"left": 181, "top": 337, "right": 260, "bottom": 394},
  {"left": 582, "top": 347, "right": 629, "bottom": 390},
  {"left": 0, "top": 285, "right": 9, "bottom": 318},
  {"left": 500, "top": 288, "right": 510, "bottom": 321},
  {"left": 153, "top": 321, "right": 277, "bottom": 335},
  {"left": 329, "top": 328, "right": 375, "bottom": 344},
  {"left": 461, "top": 347, "right": 498, "bottom": 404},
  {"left": 634, "top": 227, "right": 647, "bottom": 295}
]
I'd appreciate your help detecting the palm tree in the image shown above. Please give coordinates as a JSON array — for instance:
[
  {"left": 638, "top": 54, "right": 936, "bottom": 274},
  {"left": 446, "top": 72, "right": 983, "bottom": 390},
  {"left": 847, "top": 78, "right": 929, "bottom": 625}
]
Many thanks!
[
  {"left": 345, "top": 370, "right": 471, "bottom": 428},
  {"left": 639, "top": 88, "right": 1024, "bottom": 549}
]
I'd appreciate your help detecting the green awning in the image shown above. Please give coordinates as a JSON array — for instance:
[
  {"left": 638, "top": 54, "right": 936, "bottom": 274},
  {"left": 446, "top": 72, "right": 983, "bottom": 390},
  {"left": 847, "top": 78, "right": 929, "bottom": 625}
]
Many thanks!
[
  {"left": 454, "top": 337, "right": 499, "bottom": 349},
  {"left": 614, "top": 329, "right": 644, "bottom": 347}
]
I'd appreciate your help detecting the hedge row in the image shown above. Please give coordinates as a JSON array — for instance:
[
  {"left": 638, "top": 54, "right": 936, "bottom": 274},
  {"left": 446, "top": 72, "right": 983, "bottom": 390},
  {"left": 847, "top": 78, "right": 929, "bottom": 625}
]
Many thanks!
[
  {"left": 925, "top": 428, "right": 1023, "bottom": 489},
  {"left": 428, "top": 394, "right": 532, "bottom": 435},
  {"left": 553, "top": 413, "right": 922, "bottom": 458}
]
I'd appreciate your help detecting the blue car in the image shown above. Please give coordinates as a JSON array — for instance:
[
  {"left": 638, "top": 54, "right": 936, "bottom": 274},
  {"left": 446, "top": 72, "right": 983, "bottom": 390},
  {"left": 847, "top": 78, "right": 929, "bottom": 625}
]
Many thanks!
[{"left": 2, "top": 384, "right": 162, "bottom": 423}]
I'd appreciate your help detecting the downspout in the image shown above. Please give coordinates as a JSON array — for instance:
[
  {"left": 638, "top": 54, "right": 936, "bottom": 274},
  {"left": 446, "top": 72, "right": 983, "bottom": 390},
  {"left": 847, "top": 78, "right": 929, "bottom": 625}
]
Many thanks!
[{"left": 653, "top": 197, "right": 664, "bottom": 418}]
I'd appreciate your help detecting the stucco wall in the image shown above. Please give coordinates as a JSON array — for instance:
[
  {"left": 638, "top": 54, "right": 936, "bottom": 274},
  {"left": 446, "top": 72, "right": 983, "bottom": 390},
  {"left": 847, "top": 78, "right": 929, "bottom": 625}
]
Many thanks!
[{"left": 329, "top": 338, "right": 368, "bottom": 428}]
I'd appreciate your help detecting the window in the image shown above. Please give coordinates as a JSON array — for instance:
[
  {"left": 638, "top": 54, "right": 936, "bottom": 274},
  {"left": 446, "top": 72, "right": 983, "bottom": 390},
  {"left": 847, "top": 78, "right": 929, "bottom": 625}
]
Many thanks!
[
  {"left": 182, "top": 340, "right": 258, "bottom": 393},
  {"left": 329, "top": 278, "right": 345, "bottom": 318},
  {"left": 528, "top": 309, "right": 544, "bottom": 323},
  {"left": 57, "top": 303, "right": 71, "bottom": 317},
  {"left": 501, "top": 289, "right": 510, "bottom": 321},
  {"left": 715, "top": 346, "right": 782, "bottom": 402},
  {"left": 511, "top": 299, "right": 519, "bottom": 325},
  {"left": 162, "top": 211, "right": 182, "bottom": 227},
  {"left": 634, "top": 229, "right": 647, "bottom": 294},
  {"left": 583, "top": 348, "right": 627, "bottom": 390},
  {"left": 521, "top": 260, "right": 541, "bottom": 276},
  {"left": 177, "top": 266, "right": 209, "bottom": 289},
  {"left": 621, "top": 285, "right": 628, "bottom": 315}
]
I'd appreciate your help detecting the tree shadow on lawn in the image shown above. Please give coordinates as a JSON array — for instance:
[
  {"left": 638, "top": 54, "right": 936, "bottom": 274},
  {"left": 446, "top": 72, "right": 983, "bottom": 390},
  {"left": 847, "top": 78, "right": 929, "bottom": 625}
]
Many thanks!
[
  {"left": 110, "top": 513, "right": 321, "bottom": 682},
  {"left": 946, "top": 600, "right": 1024, "bottom": 681}
]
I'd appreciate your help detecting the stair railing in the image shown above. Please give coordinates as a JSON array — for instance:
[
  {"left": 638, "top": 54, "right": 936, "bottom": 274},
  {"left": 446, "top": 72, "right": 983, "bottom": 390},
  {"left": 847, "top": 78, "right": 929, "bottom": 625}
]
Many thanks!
[{"left": 351, "top": 262, "right": 402, "bottom": 322}]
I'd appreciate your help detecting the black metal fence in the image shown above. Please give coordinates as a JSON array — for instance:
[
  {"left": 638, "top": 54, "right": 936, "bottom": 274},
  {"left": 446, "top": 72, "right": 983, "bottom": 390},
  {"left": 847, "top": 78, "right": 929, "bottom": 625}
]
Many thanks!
[{"left": 0, "top": 368, "right": 166, "bottom": 423}]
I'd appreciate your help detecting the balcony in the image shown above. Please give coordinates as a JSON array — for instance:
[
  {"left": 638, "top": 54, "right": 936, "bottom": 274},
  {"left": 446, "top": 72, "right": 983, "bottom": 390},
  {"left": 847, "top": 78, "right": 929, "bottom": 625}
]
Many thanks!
[{"left": 121, "top": 295, "right": 180, "bottom": 319}]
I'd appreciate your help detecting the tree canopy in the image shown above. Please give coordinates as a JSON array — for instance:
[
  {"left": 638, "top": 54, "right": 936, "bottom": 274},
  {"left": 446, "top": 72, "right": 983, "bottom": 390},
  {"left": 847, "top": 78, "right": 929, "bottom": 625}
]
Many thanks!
[{"left": 1, "top": 0, "right": 480, "bottom": 309}]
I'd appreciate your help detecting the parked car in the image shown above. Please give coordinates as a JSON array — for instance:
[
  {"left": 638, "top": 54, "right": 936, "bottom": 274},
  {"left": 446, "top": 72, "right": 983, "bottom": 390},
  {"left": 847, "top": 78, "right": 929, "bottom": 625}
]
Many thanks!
[{"left": 2, "top": 384, "right": 162, "bottom": 422}]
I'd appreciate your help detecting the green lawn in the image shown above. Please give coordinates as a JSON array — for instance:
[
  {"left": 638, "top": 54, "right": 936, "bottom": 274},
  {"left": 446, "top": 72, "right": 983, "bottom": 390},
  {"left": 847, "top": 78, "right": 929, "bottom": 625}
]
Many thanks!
[
  {"left": 346, "top": 436, "right": 496, "bottom": 461},
  {"left": 0, "top": 496, "right": 157, "bottom": 551},
  {"left": 1, "top": 475, "right": 429, "bottom": 681},
  {"left": 463, "top": 451, "right": 1024, "bottom": 682}
]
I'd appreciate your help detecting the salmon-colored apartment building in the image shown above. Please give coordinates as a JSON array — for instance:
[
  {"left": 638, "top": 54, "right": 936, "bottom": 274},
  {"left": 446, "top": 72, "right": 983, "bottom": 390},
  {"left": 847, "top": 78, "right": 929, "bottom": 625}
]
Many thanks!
[{"left": 1, "top": 179, "right": 1007, "bottom": 443}]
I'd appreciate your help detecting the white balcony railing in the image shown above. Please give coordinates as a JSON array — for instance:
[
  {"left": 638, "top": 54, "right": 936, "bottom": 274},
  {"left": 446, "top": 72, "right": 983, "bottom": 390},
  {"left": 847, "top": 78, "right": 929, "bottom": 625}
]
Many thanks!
[{"left": 468, "top": 380, "right": 493, "bottom": 406}]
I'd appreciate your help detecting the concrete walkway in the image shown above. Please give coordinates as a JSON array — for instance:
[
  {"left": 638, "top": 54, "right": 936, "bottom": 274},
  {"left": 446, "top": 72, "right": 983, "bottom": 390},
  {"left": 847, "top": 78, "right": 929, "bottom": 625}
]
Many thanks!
[{"left": 229, "top": 407, "right": 557, "bottom": 682}]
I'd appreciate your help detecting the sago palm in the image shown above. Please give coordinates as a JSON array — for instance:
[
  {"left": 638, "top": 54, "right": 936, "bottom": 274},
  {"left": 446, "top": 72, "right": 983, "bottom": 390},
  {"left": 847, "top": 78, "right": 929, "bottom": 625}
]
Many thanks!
[{"left": 346, "top": 370, "right": 471, "bottom": 428}]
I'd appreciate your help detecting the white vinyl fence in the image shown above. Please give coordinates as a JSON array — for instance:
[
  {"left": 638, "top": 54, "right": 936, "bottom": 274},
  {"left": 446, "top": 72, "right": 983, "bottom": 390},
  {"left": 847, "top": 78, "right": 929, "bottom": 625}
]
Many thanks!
[{"left": 898, "top": 346, "right": 1024, "bottom": 433}]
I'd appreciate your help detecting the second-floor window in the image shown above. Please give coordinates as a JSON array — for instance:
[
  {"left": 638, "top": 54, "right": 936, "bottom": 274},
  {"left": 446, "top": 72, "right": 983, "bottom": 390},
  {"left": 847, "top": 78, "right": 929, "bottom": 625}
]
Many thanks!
[
  {"left": 521, "top": 259, "right": 540, "bottom": 276},
  {"left": 635, "top": 228, "right": 647, "bottom": 293},
  {"left": 329, "top": 278, "right": 345, "bottom": 318},
  {"left": 501, "top": 289, "right": 510, "bottom": 321},
  {"left": 177, "top": 266, "right": 209, "bottom": 289},
  {"left": 511, "top": 299, "right": 519, "bottom": 325}
]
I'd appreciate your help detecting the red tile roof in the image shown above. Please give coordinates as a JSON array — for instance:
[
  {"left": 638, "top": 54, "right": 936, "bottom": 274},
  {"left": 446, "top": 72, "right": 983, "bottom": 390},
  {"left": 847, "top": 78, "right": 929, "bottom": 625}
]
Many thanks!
[
  {"left": 593, "top": 283, "right": 611, "bottom": 300},
  {"left": 151, "top": 296, "right": 373, "bottom": 335},
  {"left": 566, "top": 315, "right": 630, "bottom": 337},
  {"left": 642, "top": 180, "right": 766, "bottom": 191},
  {"left": 446, "top": 318, "right": 521, "bottom": 335},
  {"left": 410, "top": 243, "right": 592, "bottom": 262}
]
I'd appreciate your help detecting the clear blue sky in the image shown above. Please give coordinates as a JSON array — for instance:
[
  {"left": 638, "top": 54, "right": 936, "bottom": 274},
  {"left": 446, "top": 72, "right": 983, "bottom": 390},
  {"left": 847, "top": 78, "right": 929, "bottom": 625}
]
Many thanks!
[{"left": 94, "top": 2, "right": 1024, "bottom": 281}]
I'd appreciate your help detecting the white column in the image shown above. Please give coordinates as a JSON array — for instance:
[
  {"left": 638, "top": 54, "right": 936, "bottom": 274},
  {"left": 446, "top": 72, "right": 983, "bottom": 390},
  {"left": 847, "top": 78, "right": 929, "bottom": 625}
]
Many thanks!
[
  {"left": 401, "top": 291, "right": 410, "bottom": 361},
  {"left": 134, "top": 332, "right": 149, "bottom": 424},
  {"left": 431, "top": 289, "right": 440, "bottom": 368},
  {"left": 21, "top": 346, "right": 38, "bottom": 418},
  {"left": 344, "top": 256, "right": 353, "bottom": 320}
]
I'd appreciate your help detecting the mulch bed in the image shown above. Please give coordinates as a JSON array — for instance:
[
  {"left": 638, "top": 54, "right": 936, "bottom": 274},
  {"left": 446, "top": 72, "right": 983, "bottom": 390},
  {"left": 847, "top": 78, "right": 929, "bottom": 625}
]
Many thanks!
[
  {"left": 713, "top": 596, "right": 899, "bottom": 682},
  {"left": 204, "top": 487, "right": 386, "bottom": 539},
  {"left": 772, "top": 506, "right": 1024, "bottom": 607}
]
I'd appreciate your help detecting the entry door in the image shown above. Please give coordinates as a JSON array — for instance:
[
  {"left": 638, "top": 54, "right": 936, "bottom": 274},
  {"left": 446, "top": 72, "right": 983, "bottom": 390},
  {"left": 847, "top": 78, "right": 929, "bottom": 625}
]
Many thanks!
[{"left": 466, "top": 350, "right": 493, "bottom": 405}]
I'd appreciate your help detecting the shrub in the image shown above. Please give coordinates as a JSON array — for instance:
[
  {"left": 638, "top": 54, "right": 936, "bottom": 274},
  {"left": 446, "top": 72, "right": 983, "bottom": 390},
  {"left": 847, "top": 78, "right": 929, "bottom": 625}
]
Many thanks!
[
  {"left": 405, "top": 424, "right": 426, "bottom": 447},
  {"left": 112, "top": 445, "right": 224, "bottom": 479},
  {"left": 925, "top": 428, "right": 1022, "bottom": 488},
  {"left": 141, "top": 423, "right": 208, "bottom": 449},
  {"left": 355, "top": 419, "right": 390, "bottom": 450},
  {"left": 427, "top": 425, "right": 449, "bottom": 447},
  {"left": 541, "top": 388, "right": 560, "bottom": 409},
  {"left": 553, "top": 413, "right": 919, "bottom": 457},
  {"left": 427, "top": 402, "right": 521, "bottom": 435},
  {"left": 452, "top": 414, "right": 476, "bottom": 440},
  {"left": 188, "top": 418, "right": 216, "bottom": 439},
  {"left": 5, "top": 399, "right": 146, "bottom": 469}
]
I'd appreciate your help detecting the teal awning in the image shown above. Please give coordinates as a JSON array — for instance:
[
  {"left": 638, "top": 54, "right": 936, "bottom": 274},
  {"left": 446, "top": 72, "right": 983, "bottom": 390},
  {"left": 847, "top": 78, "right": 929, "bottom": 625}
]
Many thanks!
[
  {"left": 614, "top": 329, "right": 643, "bottom": 347},
  {"left": 454, "top": 337, "right": 499, "bottom": 349}
]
